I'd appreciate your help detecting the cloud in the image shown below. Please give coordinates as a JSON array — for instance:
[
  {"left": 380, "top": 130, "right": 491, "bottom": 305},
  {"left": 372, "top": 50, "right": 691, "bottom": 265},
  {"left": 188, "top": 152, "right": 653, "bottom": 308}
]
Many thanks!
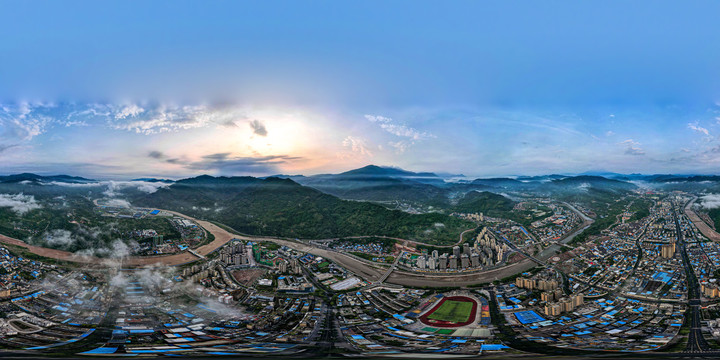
[
  {"left": 148, "top": 150, "right": 165, "bottom": 159},
  {"left": 0, "top": 193, "right": 41, "bottom": 214},
  {"left": 184, "top": 153, "right": 300, "bottom": 174},
  {"left": 0, "top": 103, "right": 55, "bottom": 141},
  {"left": 700, "top": 194, "right": 720, "bottom": 209},
  {"left": 111, "top": 104, "right": 215, "bottom": 135},
  {"left": 389, "top": 140, "right": 412, "bottom": 153},
  {"left": 104, "top": 199, "right": 131, "bottom": 208},
  {"left": 114, "top": 104, "right": 145, "bottom": 119},
  {"left": 620, "top": 139, "right": 645, "bottom": 156},
  {"left": 249, "top": 119, "right": 268, "bottom": 136},
  {"left": 342, "top": 136, "right": 373, "bottom": 157},
  {"left": 688, "top": 122, "right": 710, "bottom": 136},
  {"left": 43, "top": 229, "right": 76, "bottom": 246},
  {"left": 605, "top": 130, "right": 615, "bottom": 136},
  {"left": 365, "top": 114, "right": 435, "bottom": 140},
  {"left": 0, "top": 143, "right": 18, "bottom": 154},
  {"left": 103, "top": 180, "right": 171, "bottom": 196},
  {"left": 220, "top": 120, "right": 238, "bottom": 128}
]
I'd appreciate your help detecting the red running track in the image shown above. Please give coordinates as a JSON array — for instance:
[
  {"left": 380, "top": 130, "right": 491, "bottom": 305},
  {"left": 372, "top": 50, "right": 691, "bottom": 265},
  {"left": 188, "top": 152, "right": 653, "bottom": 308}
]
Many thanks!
[{"left": 419, "top": 296, "right": 478, "bottom": 328}]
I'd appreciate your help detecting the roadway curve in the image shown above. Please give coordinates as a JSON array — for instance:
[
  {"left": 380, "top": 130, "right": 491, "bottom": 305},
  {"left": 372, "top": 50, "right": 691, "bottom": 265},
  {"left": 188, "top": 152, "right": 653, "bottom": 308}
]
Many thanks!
[{"left": 0, "top": 208, "right": 559, "bottom": 287}]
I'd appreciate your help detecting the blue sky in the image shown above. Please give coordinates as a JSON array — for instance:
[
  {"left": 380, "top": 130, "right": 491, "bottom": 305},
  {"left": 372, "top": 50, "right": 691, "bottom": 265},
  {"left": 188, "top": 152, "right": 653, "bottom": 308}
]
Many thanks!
[{"left": 2, "top": 1, "right": 720, "bottom": 178}]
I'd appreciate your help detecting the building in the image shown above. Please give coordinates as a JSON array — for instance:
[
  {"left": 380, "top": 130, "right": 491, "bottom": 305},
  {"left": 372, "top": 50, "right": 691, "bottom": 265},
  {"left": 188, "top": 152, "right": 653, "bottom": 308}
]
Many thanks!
[
  {"left": 541, "top": 291, "right": 555, "bottom": 302},
  {"left": 572, "top": 293, "right": 584, "bottom": 307},
  {"left": 460, "top": 254, "right": 469, "bottom": 268},
  {"left": 661, "top": 243, "right": 676, "bottom": 259},
  {"left": 544, "top": 303, "right": 562, "bottom": 316},
  {"left": 702, "top": 283, "right": 720, "bottom": 298},
  {"left": 448, "top": 255, "right": 458, "bottom": 269},
  {"left": 515, "top": 277, "right": 536, "bottom": 290},
  {"left": 471, "top": 253, "right": 480, "bottom": 267},
  {"left": 453, "top": 246, "right": 461, "bottom": 258},
  {"left": 559, "top": 298, "right": 574, "bottom": 313},
  {"left": 439, "top": 254, "right": 447, "bottom": 270}
]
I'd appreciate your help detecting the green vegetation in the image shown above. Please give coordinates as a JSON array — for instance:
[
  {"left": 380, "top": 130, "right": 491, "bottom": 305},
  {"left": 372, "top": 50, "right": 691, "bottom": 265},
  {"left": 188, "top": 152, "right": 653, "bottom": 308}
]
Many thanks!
[
  {"left": 427, "top": 300, "right": 474, "bottom": 323},
  {"left": 134, "top": 176, "right": 474, "bottom": 245},
  {"left": 568, "top": 196, "right": 642, "bottom": 246},
  {"left": 627, "top": 198, "right": 652, "bottom": 222},
  {"left": 708, "top": 208, "right": 720, "bottom": 230},
  {"left": 0, "top": 194, "right": 181, "bottom": 254},
  {"left": 454, "top": 191, "right": 514, "bottom": 216}
]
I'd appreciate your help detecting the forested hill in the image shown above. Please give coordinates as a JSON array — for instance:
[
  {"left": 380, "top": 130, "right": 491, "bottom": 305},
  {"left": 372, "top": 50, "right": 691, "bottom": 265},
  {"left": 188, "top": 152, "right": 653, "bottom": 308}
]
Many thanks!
[
  {"left": 454, "top": 191, "right": 515, "bottom": 216},
  {"left": 132, "top": 175, "right": 473, "bottom": 245}
]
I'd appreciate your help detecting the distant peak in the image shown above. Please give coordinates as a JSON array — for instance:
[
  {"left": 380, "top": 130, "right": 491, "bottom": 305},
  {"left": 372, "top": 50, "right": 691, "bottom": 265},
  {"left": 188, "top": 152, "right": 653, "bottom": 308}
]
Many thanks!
[{"left": 339, "top": 165, "right": 438, "bottom": 177}]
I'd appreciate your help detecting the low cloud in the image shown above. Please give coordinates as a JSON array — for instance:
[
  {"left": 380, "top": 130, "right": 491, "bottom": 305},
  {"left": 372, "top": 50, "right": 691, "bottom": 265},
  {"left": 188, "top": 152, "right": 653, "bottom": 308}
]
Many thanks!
[
  {"left": 103, "top": 180, "right": 170, "bottom": 197},
  {"left": 0, "top": 193, "right": 41, "bottom": 214},
  {"left": 43, "top": 229, "right": 76, "bottom": 246},
  {"left": 104, "top": 199, "right": 132, "bottom": 208},
  {"left": 700, "top": 194, "right": 720, "bottom": 209}
]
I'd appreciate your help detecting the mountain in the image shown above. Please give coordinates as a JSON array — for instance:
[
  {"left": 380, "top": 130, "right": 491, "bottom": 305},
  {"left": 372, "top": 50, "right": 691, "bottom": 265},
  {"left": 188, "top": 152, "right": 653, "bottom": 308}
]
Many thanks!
[
  {"left": 338, "top": 165, "right": 438, "bottom": 178},
  {"left": 516, "top": 174, "right": 567, "bottom": 182},
  {"left": 454, "top": 191, "right": 515, "bottom": 216},
  {"left": 289, "top": 165, "right": 448, "bottom": 204},
  {"left": 548, "top": 175, "right": 636, "bottom": 190},
  {"left": 131, "top": 178, "right": 175, "bottom": 183},
  {"left": 132, "top": 175, "right": 473, "bottom": 245},
  {"left": 0, "top": 173, "right": 95, "bottom": 184},
  {"left": 469, "top": 177, "right": 533, "bottom": 190},
  {"left": 650, "top": 175, "right": 720, "bottom": 183}
]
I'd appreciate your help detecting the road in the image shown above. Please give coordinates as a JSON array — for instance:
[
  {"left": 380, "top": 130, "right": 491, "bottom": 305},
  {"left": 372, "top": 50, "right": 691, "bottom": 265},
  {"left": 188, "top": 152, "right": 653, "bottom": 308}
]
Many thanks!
[
  {"left": 0, "top": 205, "right": 593, "bottom": 288},
  {"left": 675, "top": 200, "right": 711, "bottom": 353}
]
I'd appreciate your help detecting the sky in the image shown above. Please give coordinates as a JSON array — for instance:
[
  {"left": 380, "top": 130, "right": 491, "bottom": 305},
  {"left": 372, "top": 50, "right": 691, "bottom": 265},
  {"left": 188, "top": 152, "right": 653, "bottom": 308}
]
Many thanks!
[{"left": 2, "top": 1, "right": 720, "bottom": 179}]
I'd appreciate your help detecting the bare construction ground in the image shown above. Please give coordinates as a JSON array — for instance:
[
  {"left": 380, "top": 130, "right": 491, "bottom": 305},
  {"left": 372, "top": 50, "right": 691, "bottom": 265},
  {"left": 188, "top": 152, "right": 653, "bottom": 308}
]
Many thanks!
[
  {"left": 685, "top": 197, "right": 720, "bottom": 242},
  {"left": 231, "top": 269, "right": 266, "bottom": 286},
  {"left": 0, "top": 234, "right": 97, "bottom": 265}
]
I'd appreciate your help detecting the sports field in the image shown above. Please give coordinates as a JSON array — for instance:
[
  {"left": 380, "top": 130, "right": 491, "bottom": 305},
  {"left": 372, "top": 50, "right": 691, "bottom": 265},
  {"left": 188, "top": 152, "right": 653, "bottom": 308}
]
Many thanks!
[{"left": 427, "top": 300, "right": 474, "bottom": 323}]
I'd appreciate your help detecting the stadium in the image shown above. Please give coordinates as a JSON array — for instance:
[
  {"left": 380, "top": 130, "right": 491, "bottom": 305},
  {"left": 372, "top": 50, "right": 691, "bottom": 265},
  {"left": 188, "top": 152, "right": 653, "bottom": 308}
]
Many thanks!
[{"left": 418, "top": 294, "right": 479, "bottom": 328}]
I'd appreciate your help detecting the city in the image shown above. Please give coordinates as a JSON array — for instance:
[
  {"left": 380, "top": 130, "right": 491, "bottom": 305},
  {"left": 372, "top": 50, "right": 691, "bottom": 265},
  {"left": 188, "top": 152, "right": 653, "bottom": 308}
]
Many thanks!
[
  {"left": 1, "top": 176, "right": 720, "bottom": 357},
  {"left": 3, "top": 1, "right": 720, "bottom": 358}
]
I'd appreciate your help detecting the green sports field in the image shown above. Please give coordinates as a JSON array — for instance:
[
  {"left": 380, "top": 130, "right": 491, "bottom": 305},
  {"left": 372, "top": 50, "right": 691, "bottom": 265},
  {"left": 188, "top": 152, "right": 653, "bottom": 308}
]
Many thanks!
[{"left": 427, "top": 300, "right": 473, "bottom": 323}]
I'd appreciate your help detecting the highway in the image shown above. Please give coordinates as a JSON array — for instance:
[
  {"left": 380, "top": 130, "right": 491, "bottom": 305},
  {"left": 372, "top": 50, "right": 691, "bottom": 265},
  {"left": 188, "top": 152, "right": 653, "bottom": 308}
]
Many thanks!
[{"left": 674, "top": 200, "right": 711, "bottom": 354}]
